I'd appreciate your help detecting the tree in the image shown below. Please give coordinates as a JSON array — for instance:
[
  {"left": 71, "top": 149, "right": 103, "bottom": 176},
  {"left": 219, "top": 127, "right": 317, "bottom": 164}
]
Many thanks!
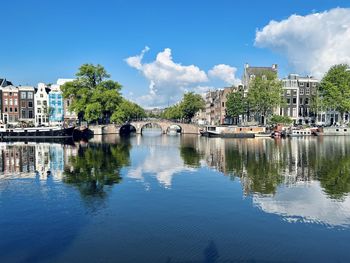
[
  {"left": 268, "top": 115, "right": 293, "bottom": 125},
  {"left": 162, "top": 104, "right": 182, "bottom": 120},
  {"left": 111, "top": 99, "right": 146, "bottom": 124},
  {"left": 179, "top": 92, "right": 205, "bottom": 122},
  {"left": 247, "top": 71, "right": 283, "bottom": 125},
  {"left": 61, "top": 64, "right": 123, "bottom": 123},
  {"left": 320, "top": 64, "right": 350, "bottom": 125},
  {"left": 226, "top": 90, "right": 246, "bottom": 124}
]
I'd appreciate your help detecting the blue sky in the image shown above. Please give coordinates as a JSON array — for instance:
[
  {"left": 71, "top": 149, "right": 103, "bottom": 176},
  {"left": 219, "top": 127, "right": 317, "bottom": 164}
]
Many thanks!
[{"left": 1, "top": 0, "right": 350, "bottom": 107}]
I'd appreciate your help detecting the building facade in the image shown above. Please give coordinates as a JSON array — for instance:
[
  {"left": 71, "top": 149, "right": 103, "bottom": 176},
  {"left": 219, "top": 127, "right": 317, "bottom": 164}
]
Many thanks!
[
  {"left": 35, "top": 83, "right": 49, "bottom": 126},
  {"left": 281, "top": 74, "right": 319, "bottom": 125},
  {"left": 18, "top": 86, "right": 35, "bottom": 124},
  {"left": 2, "top": 86, "right": 19, "bottom": 125},
  {"left": 48, "top": 83, "right": 64, "bottom": 125}
]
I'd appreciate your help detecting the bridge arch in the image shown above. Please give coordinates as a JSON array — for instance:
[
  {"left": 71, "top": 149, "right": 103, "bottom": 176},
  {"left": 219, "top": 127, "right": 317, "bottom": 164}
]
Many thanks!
[
  {"left": 119, "top": 123, "right": 137, "bottom": 135},
  {"left": 166, "top": 124, "right": 182, "bottom": 134},
  {"left": 140, "top": 122, "right": 163, "bottom": 134},
  {"left": 127, "top": 121, "right": 199, "bottom": 135}
]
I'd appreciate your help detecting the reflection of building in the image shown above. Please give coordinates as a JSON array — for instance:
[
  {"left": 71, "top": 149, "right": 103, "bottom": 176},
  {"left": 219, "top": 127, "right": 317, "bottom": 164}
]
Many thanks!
[
  {"left": 35, "top": 144, "right": 51, "bottom": 179},
  {"left": 0, "top": 144, "right": 35, "bottom": 174}
]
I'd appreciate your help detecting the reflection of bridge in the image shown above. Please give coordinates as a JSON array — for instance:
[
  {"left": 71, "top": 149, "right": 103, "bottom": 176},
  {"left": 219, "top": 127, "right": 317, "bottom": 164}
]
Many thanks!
[
  {"left": 89, "top": 121, "right": 200, "bottom": 135},
  {"left": 127, "top": 121, "right": 199, "bottom": 134}
]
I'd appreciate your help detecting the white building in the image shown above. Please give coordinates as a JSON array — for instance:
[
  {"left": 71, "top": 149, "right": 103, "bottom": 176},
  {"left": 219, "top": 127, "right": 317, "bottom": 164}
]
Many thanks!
[{"left": 34, "top": 83, "right": 49, "bottom": 126}]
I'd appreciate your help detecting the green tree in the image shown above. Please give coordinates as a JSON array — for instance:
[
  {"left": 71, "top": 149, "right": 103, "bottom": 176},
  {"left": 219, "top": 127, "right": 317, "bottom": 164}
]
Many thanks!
[
  {"left": 268, "top": 115, "right": 293, "bottom": 125},
  {"left": 61, "top": 64, "right": 123, "bottom": 123},
  {"left": 320, "top": 64, "right": 350, "bottom": 125},
  {"left": 111, "top": 99, "right": 146, "bottom": 124},
  {"left": 226, "top": 90, "right": 246, "bottom": 124},
  {"left": 162, "top": 104, "right": 182, "bottom": 120},
  {"left": 247, "top": 71, "right": 283, "bottom": 125},
  {"left": 179, "top": 92, "right": 205, "bottom": 122}
]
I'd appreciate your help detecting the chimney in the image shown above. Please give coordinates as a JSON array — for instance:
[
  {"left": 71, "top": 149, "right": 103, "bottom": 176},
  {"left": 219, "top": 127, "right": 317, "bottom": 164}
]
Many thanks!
[{"left": 272, "top": 64, "right": 278, "bottom": 70}]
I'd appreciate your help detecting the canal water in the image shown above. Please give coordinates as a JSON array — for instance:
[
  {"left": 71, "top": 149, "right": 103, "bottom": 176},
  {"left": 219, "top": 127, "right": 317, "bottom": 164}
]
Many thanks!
[{"left": 1, "top": 135, "right": 350, "bottom": 262}]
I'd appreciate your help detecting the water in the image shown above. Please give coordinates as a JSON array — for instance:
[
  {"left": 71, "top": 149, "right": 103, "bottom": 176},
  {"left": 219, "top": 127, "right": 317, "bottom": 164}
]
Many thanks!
[{"left": 1, "top": 136, "right": 350, "bottom": 262}]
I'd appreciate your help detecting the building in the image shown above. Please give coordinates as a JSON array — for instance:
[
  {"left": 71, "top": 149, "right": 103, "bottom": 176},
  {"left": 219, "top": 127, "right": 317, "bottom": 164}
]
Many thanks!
[
  {"left": 56, "top": 79, "right": 77, "bottom": 126},
  {"left": 35, "top": 83, "right": 50, "bottom": 126},
  {"left": 2, "top": 85, "right": 19, "bottom": 125},
  {"left": 281, "top": 74, "right": 319, "bottom": 125},
  {"left": 0, "top": 78, "right": 14, "bottom": 123},
  {"left": 242, "top": 63, "right": 278, "bottom": 123},
  {"left": 18, "top": 86, "right": 35, "bottom": 124},
  {"left": 48, "top": 83, "right": 64, "bottom": 125}
]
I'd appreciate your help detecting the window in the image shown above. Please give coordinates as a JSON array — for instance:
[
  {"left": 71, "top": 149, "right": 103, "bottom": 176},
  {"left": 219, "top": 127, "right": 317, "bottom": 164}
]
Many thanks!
[
  {"left": 293, "top": 98, "right": 297, "bottom": 104},
  {"left": 300, "top": 82, "right": 304, "bottom": 87},
  {"left": 306, "top": 82, "right": 310, "bottom": 88},
  {"left": 21, "top": 92, "right": 26, "bottom": 99},
  {"left": 29, "top": 111, "right": 33, "bottom": 118},
  {"left": 37, "top": 101, "right": 41, "bottom": 105},
  {"left": 300, "top": 98, "right": 303, "bottom": 104},
  {"left": 28, "top": 102, "right": 33, "bottom": 108},
  {"left": 5, "top": 107, "right": 7, "bottom": 112},
  {"left": 286, "top": 89, "right": 291, "bottom": 96},
  {"left": 293, "top": 108, "right": 297, "bottom": 117},
  {"left": 10, "top": 108, "right": 12, "bottom": 112},
  {"left": 222, "top": 102, "right": 224, "bottom": 107},
  {"left": 37, "top": 108, "right": 41, "bottom": 114},
  {"left": 305, "top": 98, "right": 309, "bottom": 105},
  {"left": 40, "top": 94, "right": 43, "bottom": 98},
  {"left": 9, "top": 99, "right": 12, "bottom": 106},
  {"left": 14, "top": 99, "right": 17, "bottom": 106},
  {"left": 15, "top": 108, "right": 17, "bottom": 112},
  {"left": 9, "top": 92, "right": 12, "bottom": 96},
  {"left": 300, "top": 89, "right": 304, "bottom": 95},
  {"left": 287, "top": 98, "right": 291, "bottom": 104},
  {"left": 306, "top": 88, "right": 310, "bottom": 95},
  {"left": 21, "top": 101, "right": 26, "bottom": 108},
  {"left": 27, "top": 92, "right": 33, "bottom": 99},
  {"left": 21, "top": 110, "right": 26, "bottom": 118},
  {"left": 4, "top": 99, "right": 8, "bottom": 105},
  {"left": 293, "top": 90, "right": 297, "bottom": 96}
]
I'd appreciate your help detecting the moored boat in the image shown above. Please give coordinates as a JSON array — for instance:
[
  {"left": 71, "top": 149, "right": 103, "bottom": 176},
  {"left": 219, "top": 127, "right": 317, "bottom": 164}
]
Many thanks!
[
  {"left": 0, "top": 125, "right": 76, "bottom": 140},
  {"left": 315, "top": 126, "right": 350, "bottom": 136},
  {"left": 288, "top": 128, "right": 317, "bottom": 137}
]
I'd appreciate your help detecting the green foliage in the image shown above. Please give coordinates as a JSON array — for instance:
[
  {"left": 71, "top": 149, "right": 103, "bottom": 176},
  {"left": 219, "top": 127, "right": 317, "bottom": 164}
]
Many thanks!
[
  {"left": 162, "top": 104, "right": 182, "bottom": 120},
  {"left": 162, "top": 92, "right": 204, "bottom": 121},
  {"left": 226, "top": 90, "right": 246, "bottom": 118},
  {"left": 268, "top": 114, "right": 293, "bottom": 125},
  {"left": 180, "top": 92, "right": 205, "bottom": 122},
  {"left": 111, "top": 99, "right": 146, "bottom": 124},
  {"left": 247, "top": 71, "right": 283, "bottom": 124},
  {"left": 320, "top": 64, "right": 350, "bottom": 123},
  {"left": 60, "top": 64, "right": 146, "bottom": 124}
]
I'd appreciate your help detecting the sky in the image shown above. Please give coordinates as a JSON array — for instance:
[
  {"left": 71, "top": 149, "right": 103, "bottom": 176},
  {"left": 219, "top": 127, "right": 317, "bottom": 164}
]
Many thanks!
[{"left": 1, "top": 0, "right": 350, "bottom": 108}]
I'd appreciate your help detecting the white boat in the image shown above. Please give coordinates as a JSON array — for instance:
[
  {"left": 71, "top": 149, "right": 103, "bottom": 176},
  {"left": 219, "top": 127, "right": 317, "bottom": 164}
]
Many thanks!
[
  {"left": 288, "top": 128, "right": 316, "bottom": 137},
  {"left": 316, "top": 127, "right": 350, "bottom": 136}
]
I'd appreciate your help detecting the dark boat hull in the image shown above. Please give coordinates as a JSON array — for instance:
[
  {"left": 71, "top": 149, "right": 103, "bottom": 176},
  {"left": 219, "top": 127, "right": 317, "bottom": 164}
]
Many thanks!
[{"left": 0, "top": 127, "right": 75, "bottom": 140}]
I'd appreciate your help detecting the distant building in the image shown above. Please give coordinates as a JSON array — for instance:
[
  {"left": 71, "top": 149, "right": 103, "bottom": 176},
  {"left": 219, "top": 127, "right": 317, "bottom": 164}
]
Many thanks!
[
  {"left": 18, "top": 86, "right": 35, "bottom": 124},
  {"left": 56, "top": 79, "right": 77, "bottom": 126},
  {"left": 242, "top": 63, "right": 278, "bottom": 124},
  {"left": 35, "top": 83, "right": 50, "bottom": 126},
  {"left": 2, "top": 85, "right": 19, "bottom": 125},
  {"left": 48, "top": 83, "right": 64, "bottom": 125},
  {"left": 281, "top": 74, "right": 319, "bottom": 125}
]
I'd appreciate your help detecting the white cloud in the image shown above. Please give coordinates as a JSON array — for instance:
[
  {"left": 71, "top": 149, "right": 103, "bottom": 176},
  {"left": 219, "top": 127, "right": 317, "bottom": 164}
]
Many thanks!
[
  {"left": 125, "top": 47, "right": 240, "bottom": 107},
  {"left": 208, "top": 64, "right": 241, "bottom": 86},
  {"left": 255, "top": 8, "right": 350, "bottom": 78}
]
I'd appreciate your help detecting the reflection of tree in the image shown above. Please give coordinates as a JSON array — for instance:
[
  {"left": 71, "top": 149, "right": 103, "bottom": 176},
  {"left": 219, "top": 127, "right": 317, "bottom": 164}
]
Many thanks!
[
  {"left": 63, "top": 140, "right": 131, "bottom": 197},
  {"left": 179, "top": 136, "right": 202, "bottom": 167},
  {"left": 316, "top": 155, "right": 350, "bottom": 200},
  {"left": 224, "top": 141, "right": 284, "bottom": 195}
]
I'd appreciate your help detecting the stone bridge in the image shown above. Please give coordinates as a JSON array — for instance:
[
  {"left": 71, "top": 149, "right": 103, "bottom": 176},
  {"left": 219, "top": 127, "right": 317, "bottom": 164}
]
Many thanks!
[
  {"left": 89, "top": 121, "right": 200, "bottom": 135},
  {"left": 128, "top": 121, "right": 199, "bottom": 134}
]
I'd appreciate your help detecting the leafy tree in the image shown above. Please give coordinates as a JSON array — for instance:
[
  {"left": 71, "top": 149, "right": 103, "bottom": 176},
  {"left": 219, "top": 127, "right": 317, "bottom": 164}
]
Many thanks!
[
  {"left": 320, "top": 64, "right": 350, "bottom": 125},
  {"left": 226, "top": 90, "right": 246, "bottom": 124},
  {"left": 179, "top": 92, "right": 205, "bottom": 122},
  {"left": 247, "top": 71, "right": 283, "bottom": 125},
  {"left": 111, "top": 99, "right": 146, "bottom": 124},
  {"left": 268, "top": 115, "right": 293, "bottom": 125},
  {"left": 162, "top": 104, "right": 182, "bottom": 120},
  {"left": 61, "top": 64, "right": 123, "bottom": 123}
]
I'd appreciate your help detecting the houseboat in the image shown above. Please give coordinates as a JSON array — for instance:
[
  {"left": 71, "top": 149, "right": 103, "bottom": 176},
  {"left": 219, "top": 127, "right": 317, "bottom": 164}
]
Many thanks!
[
  {"left": 288, "top": 128, "right": 317, "bottom": 137},
  {"left": 0, "top": 125, "right": 76, "bottom": 140},
  {"left": 199, "top": 126, "right": 223, "bottom": 137},
  {"left": 315, "top": 127, "right": 350, "bottom": 136}
]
